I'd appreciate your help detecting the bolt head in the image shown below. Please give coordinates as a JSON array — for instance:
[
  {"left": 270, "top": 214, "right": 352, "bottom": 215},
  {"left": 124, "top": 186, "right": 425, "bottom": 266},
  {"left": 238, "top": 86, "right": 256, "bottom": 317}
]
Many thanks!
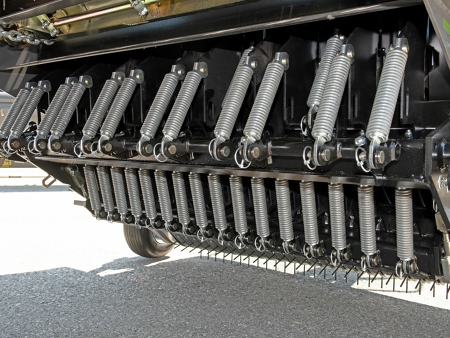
[
  {"left": 168, "top": 144, "right": 177, "bottom": 155},
  {"left": 375, "top": 149, "right": 385, "bottom": 164},
  {"left": 144, "top": 143, "right": 153, "bottom": 155},
  {"left": 320, "top": 149, "right": 331, "bottom": 162},
  {"left": 103, "top": 142, "right": 113, "bottom": 153},
  {"left": 358, "top": 152, "right": 366, "bottom": 161},
  {"left": 52, "top": 141, "right": 62, "bottom": 151},
  {"left": 220, "top": 145, "right": 230, "bottom": 157},
  {"left": 37, "top": 140, "right": 47, "bottom": 150},
  {"left": 250, "top": 146, "right": 260, "bottom": 159}
]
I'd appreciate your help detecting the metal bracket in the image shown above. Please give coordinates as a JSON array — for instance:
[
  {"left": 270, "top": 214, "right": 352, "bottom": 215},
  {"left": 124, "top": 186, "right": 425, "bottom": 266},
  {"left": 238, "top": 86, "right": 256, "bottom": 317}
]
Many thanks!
[{"left": 42, "top": 174, "right": 56, "bottom": 188}]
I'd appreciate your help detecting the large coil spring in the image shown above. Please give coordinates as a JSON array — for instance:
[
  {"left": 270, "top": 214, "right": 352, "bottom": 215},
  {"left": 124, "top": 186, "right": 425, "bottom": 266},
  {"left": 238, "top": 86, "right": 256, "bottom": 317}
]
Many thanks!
[
  {"left": 140, "top": 66, "right": 184, "bottom": 140},
  {"left": 96, "top": 166, "right": 115, "bottom": 221},
  {"left": 300, "top": 181, "right": 319, "bottom": 246},
  {"left": 84, "top": 166, "right": 102, "bottom": 218},
  {"left": 189, "top": 172, "right": 208, "bottom": 229},
  {"left": 366, "top": 38, "right": 409, "bottom": 144},
  {"left": 311, "top": 45, "right": 354, "bottom": 143},
  {"left": 395, "top": 188, "right": 414, "bottom": 262},
  {"left": 307, "top": 35, "right": 344, "bottom": 112},
  {"left": 37, "top": 81, "right": 72, "bottom": 137},
  {"left": 208, "top": 174, "right": 227, "bottom": 232},
  {"left": 83, "top": 74, "right": 123, "bottom": 139},
  {"left": 0, "top": 86, "right": 31, "bottom": 139},
  {"left": 172, "top": 171, "right": 191, "bottom": 228},
  {"left": 229, "top": 175, "right": 248, "bottom": 236},
  {"left": 51, "top": 82, "right": 87, "bottom": 139},
  {"left": 221, "top": 47, "right": 253, "bottom": 107},
  {"left": 154, "top": 170, "right": 173, "bottom": 224},
  {"left": 215, "top": 59, "right": 255, "bottom": 141},
  {"left": 275, "top": 179, "right": 294, "bottom": 243},
  {"left": 358, "top": 185, "right": 377, "bottom": 256},
  {"left": 124, "top": 168, "right": 142, "bottom": 224},
  {"left": 328, "top": 183, "right": 346, "bottom": 251},
  {"left": 138, "top": 169, "right": 158, "bottom": 223},
  {"left": 243, "top": 53, "right": 288, "bottom": 141},
  {"left": 110, "top": 167, "right": 128, "bottom": 221},
  {"left": 163, "top": 64, "right": 207, "bottom": 141},
  {"left": 251, "top": 177, "right": 270, "bottom": 238},
  {"left": 100, "top": 70, "right": 143, "bottom": 139}
]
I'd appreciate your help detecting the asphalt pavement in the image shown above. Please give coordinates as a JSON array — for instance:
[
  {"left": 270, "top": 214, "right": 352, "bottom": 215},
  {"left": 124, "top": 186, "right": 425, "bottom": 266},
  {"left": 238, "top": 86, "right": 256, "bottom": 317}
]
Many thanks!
[{"left": 1, "top": 171, "right": 450, "bottom": 338}]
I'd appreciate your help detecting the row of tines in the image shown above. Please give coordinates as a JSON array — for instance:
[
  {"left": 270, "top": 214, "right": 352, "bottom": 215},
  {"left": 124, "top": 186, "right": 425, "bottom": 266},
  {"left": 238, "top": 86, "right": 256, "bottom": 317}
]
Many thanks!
[{"left": 83, "top": 165, "right": 417, "bottom": 276}]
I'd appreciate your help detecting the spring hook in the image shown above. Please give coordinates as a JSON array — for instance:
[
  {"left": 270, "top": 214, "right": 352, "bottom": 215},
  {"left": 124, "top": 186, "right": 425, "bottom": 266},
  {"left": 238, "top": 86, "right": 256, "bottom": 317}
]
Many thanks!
[
  {"left": 211, "top": 56, "right": 257, "bottom": 160},
  {"left": 366, "top": 38, "right": 408, "bottom": 170},
  {"left": 79, "top": 72, "right": 125, "bottom": 155},
  {"left": 97, "top": 166, "right": 116, "bottom": 223},
  {"left": 306, "top": 34, "right": 344, "bottom": 129},
  {"left": 328, "top": 183, "right": 350, "bottom": 265},
  {"left": 154, "top": 170, "right": 174, "bottom": 230},
  {"left": 275, "top": 179, "right": 296, "bottom": 254},
  {"left": 8, "top": 80, "right": 51, "bottom": 151},
  {"left": 98, "top": 69, "right": 144, "bottom": 154},
  {"left": 172, "top": 171, "right": 191, "bottom": 234},
  {"left": 138, "top": 169, "right": 158, "bottom": 228},
  {"left": 48, "top": 75, "right": 93, "bottom": 152},
  {"left": 84, "top": 165, "right": 102, "bottom": 220},
  {"left": 236, "top": 52, "right": 289, "bottom": 167},
  {"left": 124, "top": 168, "right": 143, "bottom": 228},
  {"left": 229, "top": 175, "right": 248, "bottom": 249},
  {"left": 208, "top": 174, "right": 228, "bottom": 243},
  {"left": 300, "top": 181, "right": 324, "bottom": 258},
  {"left": 137, "top": 65, "right": 185, "bottom": 157},
  {"left": 251, "top": 177, "right": 271, "bottom": 252},
  {"left": 310, "top": 44, "right": 354, "bottom": 167},
  {"left": 110, "top": 167, "right": 129, "bottom": 223}
]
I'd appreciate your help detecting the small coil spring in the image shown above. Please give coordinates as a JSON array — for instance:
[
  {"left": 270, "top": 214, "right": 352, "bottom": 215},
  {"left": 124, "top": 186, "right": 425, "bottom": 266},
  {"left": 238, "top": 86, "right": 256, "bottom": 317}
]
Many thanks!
[
  {"left": 222, "top": 47, "right": 253, "bottom": 107},
  {"left": 215, "top": 60, "right": 254, "bottom": 141},
  {"left": 140, "top": 68, "right": 183, "bottom": 140},
  {"left": 366, "top": 38, "right": 409, "bottom": 143},
  {"left": 51, "top": 82, "right": 87, "bottom": 139},
  {"left": 0, "top": 87, "right": 31, "bottom": 138},
  {"left": 358, "top": 185, "right": 377, "bottom": 256},
  {"left": 138, "top": 169, "right": 158, "bottom": 222},
  {"left": 307, "top": 35, "right": 344, "bottom": 111},
  {"left": 10, "top": 85, "right": 46, "bottom": 139},
  {"left": 229, "top": 175, "right": 248, "bottom": 236},
  {"left": 84, "top": 166, "right": 102, "bottom": 218},
  {"left": 251, "top": 177, "right": 270, "bottom": 239},
  {"left": 96, "top": 166, "right": 115, "bottom": 219},
  {"left": 243, "top": 53, "right": 288, "bottom": 141},
  {"left": 110, "top": 167, "right": 128, "bottom": 220},
  {"left": 189, "top": 172, "right": 208, "bottom": 229},
  {"left": 172, "top": 171, "right": 191, "bottom": 228},
  {"left": 328, "top": 183, "right": 346, "bottom": 251},
  {"left": 37, "top": 82, "right": 72, "bottom": 137},
  {"left": 154, "top": 170, "right": 173, "bottom": 224},
  {"left": 275, "top": 179, "right": 294, "bottom": 242},
  {"left": 100, "top": 72, "right": 142, "bottom": 139},
  {"left": 300, "top": 181, "right": 319, "bottom": 246},
  {"left": 208, "top": 174, "right": 227, "bottom": 232},
  {"left": 311, "top": 44, "right": 354, "bottom": 143},
  {"left": 83, "top": 76, "right": 122, "bottom": 139},
  {"left": 124, "top": 168, "right": 142, "bottom": 222},
  {"left": 395, "top": 188, "right": 414, "bottom": 262},
  {"left": 163, "top": 65, "right": 206, "bottom": 141}
]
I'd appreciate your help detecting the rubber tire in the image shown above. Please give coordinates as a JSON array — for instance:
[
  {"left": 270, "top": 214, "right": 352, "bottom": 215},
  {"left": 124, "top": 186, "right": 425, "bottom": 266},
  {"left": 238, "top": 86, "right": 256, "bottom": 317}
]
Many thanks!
[{"left": 123, "top": 225, "right": 174, "bottom": 258}]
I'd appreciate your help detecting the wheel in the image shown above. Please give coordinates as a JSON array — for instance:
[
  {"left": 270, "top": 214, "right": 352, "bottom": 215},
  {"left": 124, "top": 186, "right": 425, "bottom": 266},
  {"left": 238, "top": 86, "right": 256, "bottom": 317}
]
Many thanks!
[{"left": 123, "top": 225, "right": 174, "bottom": 258}]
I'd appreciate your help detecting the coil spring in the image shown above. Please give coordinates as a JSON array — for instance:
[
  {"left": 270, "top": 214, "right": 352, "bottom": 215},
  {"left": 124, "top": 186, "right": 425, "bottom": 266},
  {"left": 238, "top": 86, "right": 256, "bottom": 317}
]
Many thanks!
[
  {"left": 222, "top": 47, "right": 253, "bottom": 107},
  {"left": 189, "top": 172, "right": 208, "bottom": 229},
  {"left": 163, "top": 68, "right": 204, "bottom": 141},
  {"left": 138, "top": 169, "right": 158, "bottom": 222},
  {"left": 307, "top": 35, "right": 344, "bottom": 110},
  {"left": 366, "top": 38, "right": 409, "bottom": 143},
  {"left": 141, "top": 71, "right": 181, "bottom": 140},
  {"left": 215, "top": 61, "right": 254, "bottom": 141},
  {"left": 328, "top": 183, "right": 346, "bottom": 251},
  {"left": 251, "top": 177, "right": 270, "bottom": 238},
  {"left": 124, "top": 168, "right": 142, "bottom": 222},
  {"left": 395, "top": 188, "right": 414, "bottom": 261},
  {"left": 0, "top": 87, "right": 31, "bottom": 138},
  {"left": 154, "top": 170, "right": 173, "bottom": 224},
  {"left": 51, "top": 83, "right": 86, "bottom": 139},
  {"left": 208, "top": 174, "right": 227, "bottom": 232},
  {"left": 10, "top": 85, "right": 46, "bottom": 139},
  {"left": 229, "top": 175, "right": 248, "bottom": 235},
  {"left": 110, "top": 167, "right": 128, "bottom": 220},
  {"left": 96, "top": 166, "right": 115, "bottom": 218},
  {"left": 275, "top": 179, "right": 294, "bottom": 242},
  {"left": 83, "top": 77, "right": 121, "bottom": 139},
  {"left": 37, "top": 83, "right": 71, "bottom": 137},
  {"left": 100, "top": 76, "right": 139, "bottom": 139},
  {"left": 311, "top": 45, "right": 354, "bottom": 143},
  {"left": 84, "top": 166, "right": 102, "bottom": 218},
  {"left": 300, "top": 181, "right": 319, "bottom": 246},
  {"left": 358, "top": 185, "right": 377, "bottom": 256},
  {"left": 243, "top": 54, "right": 288, "bottom": 141},
  {"left": 172, "top": 171, "right": 191, "bottom": 227}
]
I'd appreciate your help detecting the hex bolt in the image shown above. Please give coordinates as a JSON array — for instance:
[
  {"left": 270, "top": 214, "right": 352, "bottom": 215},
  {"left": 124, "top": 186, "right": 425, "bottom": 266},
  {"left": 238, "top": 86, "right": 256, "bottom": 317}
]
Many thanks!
[{"left": 375, "top": 149, "right": 385, "bottom": 164}]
